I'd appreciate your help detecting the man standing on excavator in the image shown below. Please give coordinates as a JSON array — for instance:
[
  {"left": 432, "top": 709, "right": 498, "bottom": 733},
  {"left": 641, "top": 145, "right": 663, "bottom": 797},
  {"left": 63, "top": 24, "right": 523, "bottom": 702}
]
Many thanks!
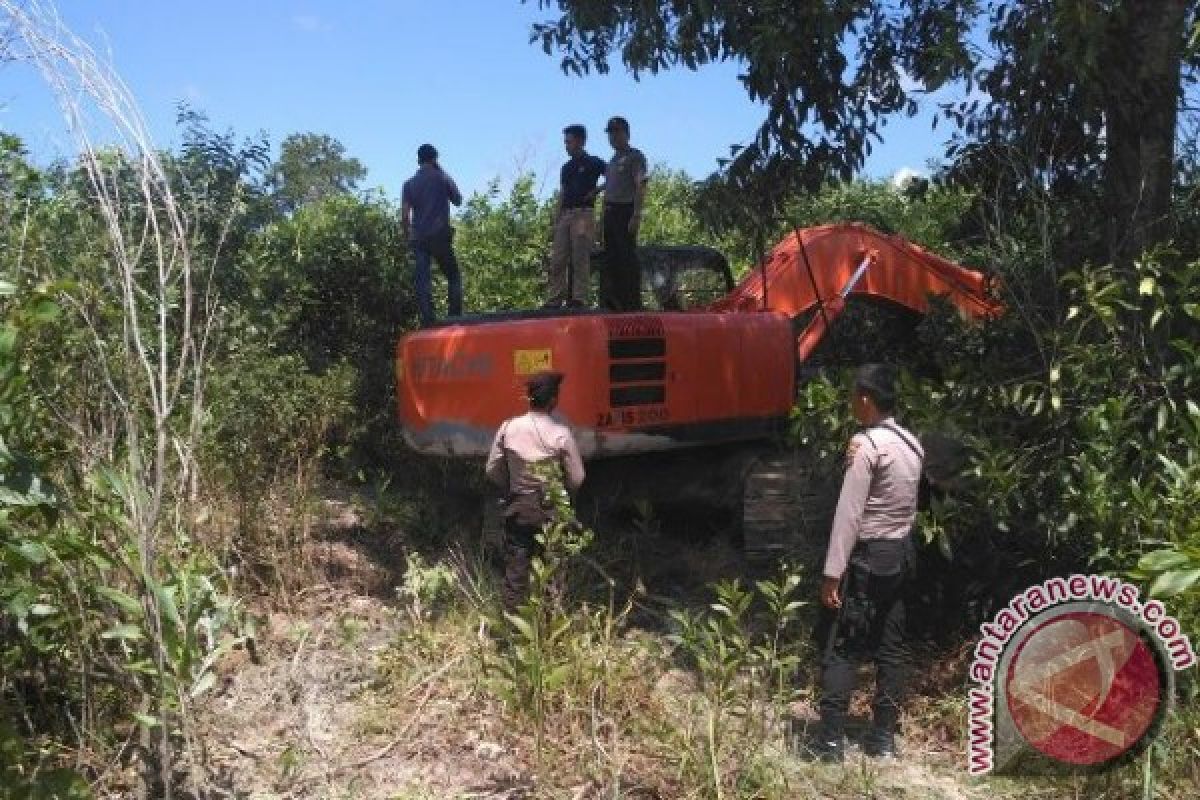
[
  {"left": 485, "top": 371, "right": 586, "bottom": 609},
  {"left": 402, "top": 144, "right": 463, "bottom": 327},
  {"left": 811, "top": 364, "right": 924, "bottom": 763},
  {"left": 601, "top": 116, "right": 648, "bottom": 311},
  {"left": 546, "top": 125, "right": 607, "bottom": 309}
]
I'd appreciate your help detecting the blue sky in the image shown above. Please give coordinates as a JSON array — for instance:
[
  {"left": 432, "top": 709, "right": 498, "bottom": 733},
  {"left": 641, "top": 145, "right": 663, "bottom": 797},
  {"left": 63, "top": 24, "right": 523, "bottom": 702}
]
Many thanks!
[{"left": 2, "top": 1, "right": 952, "bottom": 200}]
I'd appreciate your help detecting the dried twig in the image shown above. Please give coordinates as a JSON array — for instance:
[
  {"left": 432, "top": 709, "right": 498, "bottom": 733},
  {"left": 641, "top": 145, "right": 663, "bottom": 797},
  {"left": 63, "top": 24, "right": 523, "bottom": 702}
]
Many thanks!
[
  {"left": 332, "top": 675, "right": 440, "bottom": 774},
  {"left": 1, "top": 2, "right": 237, "bottom": 796}
]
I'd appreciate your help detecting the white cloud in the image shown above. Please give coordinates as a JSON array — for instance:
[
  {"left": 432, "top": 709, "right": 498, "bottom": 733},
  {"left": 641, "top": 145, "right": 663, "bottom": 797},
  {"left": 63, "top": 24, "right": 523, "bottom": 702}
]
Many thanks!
[
  {"left": 292, "top": 14, "right": 327, "bottom": 33},
  {"left": 181, "top": 83, "right": 206, "bottom": 105},
  {"left": 891, "top": 166, "right": 926, "bottom": 190}
]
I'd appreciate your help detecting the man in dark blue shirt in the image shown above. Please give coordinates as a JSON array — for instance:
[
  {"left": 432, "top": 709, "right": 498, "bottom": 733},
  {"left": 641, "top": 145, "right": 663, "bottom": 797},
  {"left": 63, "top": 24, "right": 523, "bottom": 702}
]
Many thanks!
[
  {"left": 547, "top": 124, "right": 606, "bottom": 308},
  {"left": 402, "top": 143, "right": 463, "bottom": 327}
]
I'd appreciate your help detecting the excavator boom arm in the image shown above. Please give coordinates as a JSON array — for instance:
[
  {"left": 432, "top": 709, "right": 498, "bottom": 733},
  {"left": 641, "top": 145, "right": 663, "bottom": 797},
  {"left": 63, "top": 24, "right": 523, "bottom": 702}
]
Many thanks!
[{"left": 710, "top": 223, "right": 1003, "bottom": 360}]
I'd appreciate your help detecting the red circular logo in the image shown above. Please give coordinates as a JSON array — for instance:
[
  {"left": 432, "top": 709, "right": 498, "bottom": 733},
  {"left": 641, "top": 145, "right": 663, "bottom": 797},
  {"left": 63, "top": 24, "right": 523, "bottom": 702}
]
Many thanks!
[{"left": 1005, "top": 611, "right": 1162, "bottom": 766}]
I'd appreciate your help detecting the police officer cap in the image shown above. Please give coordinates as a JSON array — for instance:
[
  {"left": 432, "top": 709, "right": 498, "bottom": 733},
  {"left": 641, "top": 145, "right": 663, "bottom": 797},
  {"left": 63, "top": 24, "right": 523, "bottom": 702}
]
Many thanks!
[{"left": 526, "top": 371, "right": 564, "bottom": 401}]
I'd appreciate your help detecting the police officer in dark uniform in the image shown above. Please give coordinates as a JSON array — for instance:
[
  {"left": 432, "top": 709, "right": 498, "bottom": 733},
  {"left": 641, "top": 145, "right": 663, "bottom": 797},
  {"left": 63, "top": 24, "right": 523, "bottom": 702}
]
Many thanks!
[{"left": 811, "top": 364, "right": 924, "bottom": 762}]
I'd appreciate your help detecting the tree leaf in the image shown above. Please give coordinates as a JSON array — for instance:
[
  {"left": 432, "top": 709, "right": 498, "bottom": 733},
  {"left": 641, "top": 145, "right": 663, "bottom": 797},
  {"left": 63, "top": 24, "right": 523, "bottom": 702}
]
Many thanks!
[
  {"left": 8, "top": 539, "right": 49, "bottom": 565},
  {"left": 938, "top": 533, "right": 953, "bottom": 561},
  {"left": 31, "top": 297, "right": 61, "bottom": 322},
  {"left": 32, "top": 768, "right": 91, "bottom": 799},
  {"left": 504, "top": 612, "right": 536, "bottom": 642},
  {"left": 1149, "top": 569, "right": 1200, "bottom": 599},
  {"left": 96, "top": 586, "right": 145, "bottom": 616},
  {"left": 190, "top": 671, "right": 217, "bottom": 698},
  {"left": 155, "top": 583, "right": 183, "bottom": 631},
  {"left": 0, "top": 325, "right": 16, "bottom": 359},
  {"left": 0, "top": 459, "right": 59, "bottom": 507},
  {"left": 1138, "top": 549, "right": 1190, "bottom": 572},
  {"left": 101, "top": 623, "right": 145, "bottom": 641},
  {"left": 544, "top": 664, "right": 572, "bottom": 691}
]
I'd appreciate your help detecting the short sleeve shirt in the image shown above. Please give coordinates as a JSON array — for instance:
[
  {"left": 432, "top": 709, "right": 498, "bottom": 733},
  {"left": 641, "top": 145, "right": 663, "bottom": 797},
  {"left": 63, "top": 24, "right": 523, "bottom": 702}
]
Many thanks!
[
  {"left": 559, "top": 153, "right": 607, "bottom": 209},
  {"left": 822, "top": 418, "right": 924, "bottom": 578},
  {"left": 402, "top": 165, "right": 459, "bottom": 239},
  {"left": 484, "top": 411, "right": 586, "bottom": 495},
  {"left": 605, "top": 147, "right": 648, "bottom": 204}
]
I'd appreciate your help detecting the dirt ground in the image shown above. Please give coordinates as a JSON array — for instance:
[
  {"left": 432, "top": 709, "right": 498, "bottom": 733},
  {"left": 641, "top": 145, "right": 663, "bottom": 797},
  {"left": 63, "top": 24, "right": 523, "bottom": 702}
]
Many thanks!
[
  {"left": 198, "top": 594, "right": 993, "bottom": 798},
  {"left": 193, "top": 486, "right": 1174, "bottom": 800}
]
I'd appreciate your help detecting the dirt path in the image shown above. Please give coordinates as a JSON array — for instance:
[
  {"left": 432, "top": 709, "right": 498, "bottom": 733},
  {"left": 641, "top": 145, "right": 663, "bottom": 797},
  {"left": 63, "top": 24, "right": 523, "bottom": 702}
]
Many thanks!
[
  {"left": 199, "top": 490, "right": 540, "bottom": 799},
  {"left": 200, "top": 589, "right": 996, "bottom": 799},
  {"left": 193, "top": 488, "right": 1115, "bottom": 799}
]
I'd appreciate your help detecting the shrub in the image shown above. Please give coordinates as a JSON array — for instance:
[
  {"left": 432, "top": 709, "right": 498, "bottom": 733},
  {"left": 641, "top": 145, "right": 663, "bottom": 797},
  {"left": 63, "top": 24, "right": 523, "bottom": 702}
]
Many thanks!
[{"left": 200, "top": 342, "right": 355, "bottom": 589}]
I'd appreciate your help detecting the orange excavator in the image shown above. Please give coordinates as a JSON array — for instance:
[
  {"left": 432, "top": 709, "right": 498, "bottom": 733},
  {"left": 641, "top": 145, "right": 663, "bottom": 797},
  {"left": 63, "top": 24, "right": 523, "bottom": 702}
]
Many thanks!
[{"left": 395, "top": 223, "right": 1002, "bottom": 556}]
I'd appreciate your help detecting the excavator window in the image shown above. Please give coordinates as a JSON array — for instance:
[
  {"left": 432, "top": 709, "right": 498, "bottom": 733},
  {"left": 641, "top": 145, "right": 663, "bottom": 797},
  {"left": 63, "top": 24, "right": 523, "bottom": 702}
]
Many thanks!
[{"left": 638, "top": 245, "right": 735, "bottom": 311}]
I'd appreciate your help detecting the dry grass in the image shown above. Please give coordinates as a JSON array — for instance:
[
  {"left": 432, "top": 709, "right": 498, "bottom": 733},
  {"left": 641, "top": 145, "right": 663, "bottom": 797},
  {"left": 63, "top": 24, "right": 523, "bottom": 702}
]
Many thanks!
[{"left": 189, "top": 484, "right": 1198, "bottom": 799}]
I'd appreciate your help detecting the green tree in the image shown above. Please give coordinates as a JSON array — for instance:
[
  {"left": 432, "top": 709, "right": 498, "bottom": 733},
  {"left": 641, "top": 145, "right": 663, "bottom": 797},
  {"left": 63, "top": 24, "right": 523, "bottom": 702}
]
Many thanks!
[
  {"left": 236, "top": 193, "right": 411, "bottom": 465},
  {"left": 638, "top": 165, "right": 752, "bottom": 266},
  {"left": 527, "top": 0, "right": 1198, "bottom": 264},
  {"left": 268, "top": 132, "right": 367, "bottom": 214},
  {"left": 452, "top": 168, "right": 756, "bottom": 311},
  {"left": 455, "top": 174, "right": 554, "bottom": 312}
]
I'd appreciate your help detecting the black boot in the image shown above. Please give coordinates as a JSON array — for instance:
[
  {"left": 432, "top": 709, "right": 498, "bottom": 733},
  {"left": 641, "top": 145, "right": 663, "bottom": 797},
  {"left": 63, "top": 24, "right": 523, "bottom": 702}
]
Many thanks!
[
  {"left": 806, "top": 734, "right": 845, "bottom": 764},
  {"left": 862, "top": 728, "right": 897, "bottom": 759},
  {"left": 803, "top": 717, "right": 846, "bottom": 764}
]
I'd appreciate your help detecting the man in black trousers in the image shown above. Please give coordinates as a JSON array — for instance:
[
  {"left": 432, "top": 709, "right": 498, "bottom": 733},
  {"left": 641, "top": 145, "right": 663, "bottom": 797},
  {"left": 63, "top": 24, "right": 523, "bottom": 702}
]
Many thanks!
[
  {"left": 811, "top": 364, "right": 924, "bottom": 762},
  {"left": 601, "top": 116, "right": 648, "bottom": 311}
]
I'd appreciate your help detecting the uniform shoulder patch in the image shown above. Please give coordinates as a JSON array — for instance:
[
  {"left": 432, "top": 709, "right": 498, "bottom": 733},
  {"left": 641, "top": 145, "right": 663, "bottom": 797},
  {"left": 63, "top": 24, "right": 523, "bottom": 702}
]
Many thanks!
[{"left": 845, "top": 433, "right": 875, "bottom": 469}]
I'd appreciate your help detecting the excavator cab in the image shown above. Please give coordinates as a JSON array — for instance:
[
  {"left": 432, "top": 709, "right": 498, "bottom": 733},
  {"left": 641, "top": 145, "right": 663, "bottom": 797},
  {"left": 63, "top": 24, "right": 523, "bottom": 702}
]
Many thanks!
[
  {"left": 589, "top": 245, "right": 734, "bottom": 310},
  {"left": 637, "top": 245, "right": 735, "bottom": 311}
]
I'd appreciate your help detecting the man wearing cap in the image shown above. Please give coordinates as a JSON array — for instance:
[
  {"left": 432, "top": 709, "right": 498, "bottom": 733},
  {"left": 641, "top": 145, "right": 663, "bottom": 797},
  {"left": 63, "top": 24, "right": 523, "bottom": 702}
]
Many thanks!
[
  {"left": 547, "top": 125, "right": 607, "bottom": 309},
  {"left": 601, "top": 116, "right": 649, "bottom": 311},
  {"left": 485, "top": 371, "right": 586, "bottom": 608},
  {"left": 810, "top": 364, "right": 924, "bottom": 763},
  {"left": 402, "top": 144, "right": 463, "bottom": 327}
]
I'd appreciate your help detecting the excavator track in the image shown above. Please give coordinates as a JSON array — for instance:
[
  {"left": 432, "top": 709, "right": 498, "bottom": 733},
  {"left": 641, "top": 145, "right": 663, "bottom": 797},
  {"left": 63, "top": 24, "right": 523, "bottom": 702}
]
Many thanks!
[{"left": 742, "top": 449, "right": 836, "bottom": 565}]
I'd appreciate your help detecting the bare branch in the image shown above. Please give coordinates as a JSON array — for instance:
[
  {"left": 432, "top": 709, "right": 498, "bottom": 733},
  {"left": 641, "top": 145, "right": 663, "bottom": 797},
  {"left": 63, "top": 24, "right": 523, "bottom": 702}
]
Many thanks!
[{"left": 1, "top": 2, "right": 238, "bottom": 795}]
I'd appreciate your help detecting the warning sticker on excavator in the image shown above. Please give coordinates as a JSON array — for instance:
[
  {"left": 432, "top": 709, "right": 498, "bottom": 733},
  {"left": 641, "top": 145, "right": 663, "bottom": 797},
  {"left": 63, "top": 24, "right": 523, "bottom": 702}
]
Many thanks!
[{"left": 513, "top": 348, "right": 552, "bottom": 375}]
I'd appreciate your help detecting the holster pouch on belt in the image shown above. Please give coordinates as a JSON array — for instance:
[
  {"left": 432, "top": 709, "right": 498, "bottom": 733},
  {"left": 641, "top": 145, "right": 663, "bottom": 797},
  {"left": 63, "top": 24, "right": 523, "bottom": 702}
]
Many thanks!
[
  {"left": 854, "top": 536, "right": 917, "bottom": 581},
  {"left": 838, "top": 560, "right": 875, "bottom": 644},
  {"left": 827, "top": 536, "right": 916, "bottom": 655},
  {"left": 503, "top": 490, "right": 553, "bottom": 527}
]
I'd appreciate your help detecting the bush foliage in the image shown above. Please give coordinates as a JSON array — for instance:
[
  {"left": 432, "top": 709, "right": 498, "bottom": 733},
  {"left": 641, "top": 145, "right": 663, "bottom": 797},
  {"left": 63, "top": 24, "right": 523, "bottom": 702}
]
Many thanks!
[{"left": 2, "top": 101, "right": 1199, "bottom": 796}]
